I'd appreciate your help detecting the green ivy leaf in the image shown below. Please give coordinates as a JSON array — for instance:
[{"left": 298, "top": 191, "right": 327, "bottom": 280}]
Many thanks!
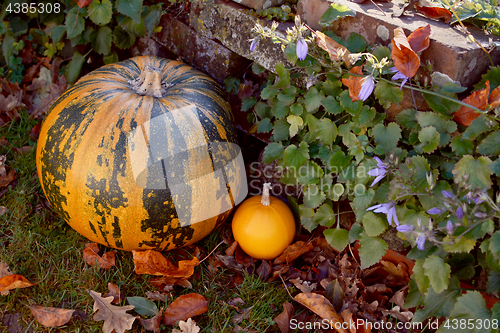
[
  {"left": 103, "top": 51, "right": 119, "bottom": 64},
  {"left": 284, "top": 142, "right": 309, "bottom": 169},
  {"left": 348, "top": 222, "right": 363, "bottom": 243},
  {"left": 93, "top": 26, "right": 112, "bottom": 55},
  {"left": 416, "top": 111, "right": 457, "bottom": 146},
  {"left": 304, "top": 87, "right": 325, "bottom": 113},
  {"left": 316, "top": 118, "right": 337, "bottom": 146},
  {"left": 321, "top": 96, "right": 342, "bottom": 115},
  {"left": 315, "top": 203, "right": 335, "bottom": 227},
  {"left": 413, "top": 276, "right": 461, "bottom": 323},
  {"left": 287, "top": 115, "right": 304, "bottom": 137},
  {"left": 374, "top": 80, "right": 403, "bottom": 107},
  {"left": 359, "top": 106, "right": 376, "bottom": 125},
  {"left": 65, "top": 7, "right": 86, "bottom": 39},
  {"left": 263, "top": 142, "right": 284, "bottom": 164},
  {"left": 489, "top": 158, "right": 500, "bottom": 176},
  {"left": 272, "top": 119, "right": 289, "bottom": 142},
  {"left": 113, "top": 26, "right": 136, "bottom": 49},
  {"left": 277, "top": 90, "right": 296, "bottom": 105},
  {"left": 417, "top": 126, "right": 440, "bottom": 153},
  {"left": 65, "top": 51, "right": 86, "bottom": 84},
  {"left": 326, "top": 183, "right": 344, "bottom": 201},
  {"left": 127, "top": 296, "right": 158, "bottom": 317},
  {"left": 275, "top": 63, "right": 290, "bottom": 89},
  {"left": 423, "top": 255, "right": 450, "bottom": 294},
  {"left": 362, "top": 212, "right": 387, "bottom": 237},
  {"left": 144, "top": 4, "right": 162, "bottom": 36},
  {"left": 329, "top": 151, "right": 352, "bottom": 171},
  {"left": 116, "top": 0, "right": 143, "bottom": 23},
  {"left": 477, "top": 131, "right": 500, "bottom": 156},
  {"left": 241, "top": 97, "right": 257, "bottom": 112},
  {"left": 321, "top": 79, "right": 342, "bottom": 97},
  {"left": 352, "top": 188, "right": 375, "bottom": 211},
  {"left": 396, "top": 108, "right": 420, "bottom": 130},
  {"left": 442, "top": 235, "right": 476, "bottom": 253},
  {"left": 487, "top": 270, "right": 500, "bottom": 293},
  {"left": 271, "top": 100, "right": 289, "bottom": 119},
  {"left": 422, "top": 89, "right": 460, "bottom": 117},
  {"left": 450, "top": 135, "right": 474, "bottom": 156},
  {"left": 300, "top": 205, "right": 317, "bottom": 232},
  {"left": 261, "top": 86, "right": 279, "bottom": 100},
  {"left": 324, "top": 228, "right": 349, "bottom": 252},
  {"left": 346, "top": 33, "right": 367, "bottom": 53},
  {"left": 121, "top": 16, "right": 146, "bottom": 36},
  {"left": 372, "top": 123, "right": 401, "bottom": 154},
  {"left": 88, "top": 0, "right": 113, "bottom": 26},
  {"left": 413, "top": 260, "right": 430, "bottom": 293},
  {"left": 257, "top": 118, "right": 273, "bottom": 133},
  {"left": 358, "top": 233, "right": 388, "bottom": 269},
  {"left": 319, "top": 3, "right": 355, "bottom": 26},
  {"left": 297, "top": 161, "right": 324, "bottom": 186},
  {"left": 284, "top": 43, "right": 298, "bottom": 65},
  {"left": 289, "top": 103, "right": 304, "bottom": 116},
  {"left": 444, "top": 291, "right": 493, "bottom": 332},
  {"left": 452, "top": 155, "right": 493, "bottom": 191},
  {"left": 463, "top": 115, "right": 497, "bottom": 140},
  {"left": 339, "top": 90, "right": 362, "bottom": 115},
  {"left": 303, "top": 184, "right": 326, "bottom": 208},
  {"left": 49, "top": 25, "right": 67, "bottom": 44},
  {"left": 489, "top": 231, "right": 500, "bottom": 261},
  {"left": 474, "top": 65, "right": 500, "bottom": 91}
]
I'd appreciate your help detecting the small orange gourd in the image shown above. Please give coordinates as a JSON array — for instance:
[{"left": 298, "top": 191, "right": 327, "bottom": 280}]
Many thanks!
[{"left": 232, "top": 183, "right": 296, "bottom": 260}]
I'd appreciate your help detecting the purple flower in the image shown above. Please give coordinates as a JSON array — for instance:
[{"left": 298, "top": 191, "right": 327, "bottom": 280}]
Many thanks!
[
  {"left": 358, "top": 75, "right": 375, "bottom": 101},
  {"left": 296, "top": 37, "right": 308, "bottom": 61},
  {"left": 456, "top": 206, "right": 463, "bottom": 219},
  {"left": 390, "top": 66, "right": 409, "bottom": 89},
  {"left": 446, "top": 220, "right": 454, "bottom": 234},
  {"left": 442, "top": 190, "right": 454, "bottom": 198},
  {"left": 367, "top": 201, "right": 399, "bottom": 226},
  {"left": 367, "top": 157, "right": 388, "bottom": 187},
  {"left": 428, "top": 207, "right": 443, "bottom": 215},
  {"left": 250, "top": 38, "right": 259, "bottom": 52},
  {"left": 416, "top": 235, "right": 426, "bottom": 250},
  {"left": 396, "top": 224, "right": 414, "bottom": 233}
]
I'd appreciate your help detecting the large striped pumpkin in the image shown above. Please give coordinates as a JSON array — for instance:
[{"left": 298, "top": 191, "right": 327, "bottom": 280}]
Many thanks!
[{"left": 36, "top": 56, "right": 245, "bottom": 251}]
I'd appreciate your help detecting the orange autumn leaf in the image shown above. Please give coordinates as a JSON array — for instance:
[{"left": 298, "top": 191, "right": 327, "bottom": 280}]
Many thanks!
[
  {"left": 407, "top": 24, "right": 431, "bottom": 53},
  {"left": 415, "top": 0, "right": 452, "bottom": 23},
  {"left": 454, "top": 81, "right": 490, "bottom": 126},
  {"left": 163, "top": 293, "right": 208, "bottom": 326},
  {"left": 132, "top": 250, "right": 199, "bottom": 277},
  {"left": 29, "top": 305, "right": 75, "bottom": 328},
  {"left": 0, "top": 274, "right": 35, "bottom": 293},
  {"left": 391, "top": 28, "right": 420, "bottom": 78},
  {"left": 273, "top": 241, "right": 314, "bottom": 265},
  {"left": 489, "top": 85, "right": 500, "bottom": 109},
  {"left": 315, "top": 31, "right": 352, "bottom": 67},
  {"left": 83, "top": 243, "right": 116, "bottom": 269},
  {"left": 294, "top": 293, "right": 347, "bottom": 333},
  {"left": 341, "top": 66, "right": 364, "bottom": 102}
]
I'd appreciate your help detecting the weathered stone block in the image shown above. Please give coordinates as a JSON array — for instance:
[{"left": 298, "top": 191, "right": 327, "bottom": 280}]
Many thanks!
[
  {"left": 230, "top": 0, "right": 285, "bottom": 11},
  {"left": 298, "top": 0, "right": 500, "bottom": 88},
  {"left": 150, "top": 13, "right": 252, "bottom": 83},
  {"left": 190, "top": 0, "right": 290, "bottom": 73}
]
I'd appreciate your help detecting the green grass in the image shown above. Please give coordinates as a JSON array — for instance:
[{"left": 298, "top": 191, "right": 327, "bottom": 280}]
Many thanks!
[{"left": 0, "top": 110, "right": 291, "bottom": 332}]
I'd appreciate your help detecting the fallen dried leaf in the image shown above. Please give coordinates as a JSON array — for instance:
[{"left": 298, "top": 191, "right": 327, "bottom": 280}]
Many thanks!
[
  {"left": 341, "top": 66, "right": 364, "bottom": 102},
  {"left": 0, "top": 206, "right": 7, "bottom": 216},
  {"left": 231, "top": 306, "right": 253, "bottom": 324},
  {"left": 0, "top": 169, "right": 16, "bottom": 188},
  {"left": 31, "top": 75, "right": 67, "bottom": 119},
  {"left": 172, "top": 318, "right": 201, "bottom": 333},
  {"left": 316, "top": 31, "right": 351, "bottom": 66},
  {"left": 454, "top": 81, "right": 490, "bottom": 126},
  {"left": 88, "top": 289, "right": 135, "bottom": 333},
  {"left": 103, "top": 282, "right": 122, "bottom": 305},
  {"left": 133, "top": 250, "right": 199, "bottom": 277},
  {"left": 0, "top": 263, "right": 13, "bottom": 278},
  {"left": 225, "top": 241, "right": 238, "bottom": 256},
  {"left": 294, "top": 293, "right": 347, "bottom": 333},
  {"left": 273, "top": 241, "right": 314, "bottom": 265},
  {"left": 83, "top": 243, "right": 116, "bottom": 269},
  {"left": 0, "top": 274, "right": 35, "bottom": 294},
  {"left": 163, "top": 293, "right": 208, "bottom": 326},
  {"left": 489, "top": 84, "right": 500, "bottom": 109},
  {"left": 391, "top": 27, "right": 420, "bottom": 78},
  {"left": 29, "top": 305, "right": 75, "bottom": 327},
  {"left": 139, "top": 307, "right": 163, "bottom": 333},
  {"left": 146, "top": 290, "right": 169, "bottom": 302},
  {"left": 290, "top": 278, "right": 317, "bottom": 293},
  {"left": 274, "top": 302, "right": 294, "bottom": 333},
  {"left": 415, "top": 0, "right": 452, "bottom": 23},
  {"left": 407, "top": 24, "right": 431, "bottom": 53}
]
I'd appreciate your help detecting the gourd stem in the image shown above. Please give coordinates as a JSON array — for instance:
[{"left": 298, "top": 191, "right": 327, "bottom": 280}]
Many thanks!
[
  {"left": 129, "top": 65, "right": 164, "bottom": 98},
  {"left": 261, "top": 183, "right": 272, "bottom": 206}
]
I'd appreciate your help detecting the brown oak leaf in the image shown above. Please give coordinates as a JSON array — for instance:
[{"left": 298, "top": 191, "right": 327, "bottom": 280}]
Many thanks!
[
  {"left": 139, "top": 307, "right": 163, "bottom": 333},
  {"left": 132, "top": 250, "right": 199, "bottom": 277},
  {"left": 172, "top": 318, "right": 201, "bottom": 333},
  {"left": 103, "top": 282, "right": 123, "bottom": 305},
  {"left": 88, "top": 289, "right": 135, "bottom": 333},
  {"left": 294, "top": 293, "right": 347, "bottom": 333},
  {"left": 29, "top": 305, "right": 75, "bottom": 327}
]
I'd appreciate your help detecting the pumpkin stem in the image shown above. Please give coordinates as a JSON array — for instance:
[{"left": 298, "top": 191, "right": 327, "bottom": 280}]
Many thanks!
[
  {"left": 261, "top": 183, "right": 272, "bottom": 206},
  {"left": 129, "top": 65, "right": 169, "bottom": 98}
]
